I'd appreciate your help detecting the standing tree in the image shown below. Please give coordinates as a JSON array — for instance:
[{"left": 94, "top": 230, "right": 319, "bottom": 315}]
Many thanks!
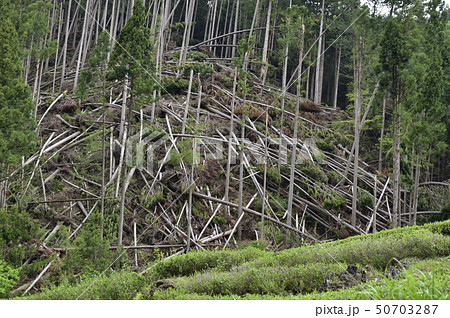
[
  {"left": 108, "top": 2, "right": 156, "bottom": 247},
  {"left": 0, "top": 3, "right": 36, "bottom": 207},
  {"left": 379, "top": 17, "right": 410, "bottom": 228}
]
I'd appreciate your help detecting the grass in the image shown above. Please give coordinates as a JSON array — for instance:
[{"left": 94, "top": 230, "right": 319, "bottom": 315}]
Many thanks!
[{"left": 20, "top": 220, "right": 450, "bottom": 300}]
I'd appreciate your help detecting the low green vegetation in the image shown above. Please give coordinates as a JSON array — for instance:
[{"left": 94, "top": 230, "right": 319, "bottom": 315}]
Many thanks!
[{"left": 17, "top": 220, "right": 450, "bottom": 300}]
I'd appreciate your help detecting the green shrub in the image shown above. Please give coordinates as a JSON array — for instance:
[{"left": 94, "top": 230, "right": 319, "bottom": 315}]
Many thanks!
[
  {"left": 167, "top": 263, "right": 344, "bottom": 296},
  {"left": 315, "top": 141, "right": 334, "bottom": 153},
  {"left": 299, "top": 161, "right": 328, "bottom": 183},
  {"left": 0, "top": 260, "right": 19, "bottom": 299},
  {"left": 162, "top": 77, "right": 195, "bottom": 95},
  {"left": 0, "top": 206, "right": 41, "bottom": 266},
  {"left": 147, "top": 247, "right": 266, "bottom": 280},
  {"left": 180, "top": 62, "right": 214, "bottom": 78},
  {"left": 358, "top": 193, "right": 374, "bottom": 213},
  {"left": 24, "top": 271, "right": 146, "bottom": 300},
  {"left": 63, "top": 212, "right": 114, "bottom": 278},
  {"left": 323, "top": 194, "right": 345, "bottom": 210}
]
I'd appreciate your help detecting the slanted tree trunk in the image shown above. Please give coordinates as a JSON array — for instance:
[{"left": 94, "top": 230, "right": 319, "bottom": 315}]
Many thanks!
[{"left": 332, "top": 44, "right": 341, "bottom": 109}]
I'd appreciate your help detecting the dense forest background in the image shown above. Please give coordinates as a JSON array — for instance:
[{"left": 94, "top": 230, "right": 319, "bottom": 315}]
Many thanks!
[{"left": 0, "top": 0, "right": 449, "bottom": 299}]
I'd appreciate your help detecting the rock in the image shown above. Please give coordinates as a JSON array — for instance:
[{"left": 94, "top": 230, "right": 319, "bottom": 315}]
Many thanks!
[{"left": 318, "top": 265, "right": 367, "bottom": 292}]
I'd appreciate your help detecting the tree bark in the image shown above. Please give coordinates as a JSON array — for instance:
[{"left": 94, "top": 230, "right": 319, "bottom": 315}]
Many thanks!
[
  {"left": 332, "top": 45, "right": 341, "bottom": 109},
  {"left": 260, "top": 0, "right": 272, "bottom": 86},
  {"left": 378, "top": 96, "right": 386, "bottom": 172},
  {"left": 314, "top": 0, "right": 325, "bottom": 105},
  {"left": 287, "top": 22, "right": 304, "bottom": 233}
]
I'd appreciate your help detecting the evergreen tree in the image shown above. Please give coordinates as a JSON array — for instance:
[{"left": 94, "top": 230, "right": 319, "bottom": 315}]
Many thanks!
[
  {"left": 0, "top": 5, "right": 36, "bottom": 173},
  {"left": 108, "top": 1, "right": 156, "bottom": 111}
]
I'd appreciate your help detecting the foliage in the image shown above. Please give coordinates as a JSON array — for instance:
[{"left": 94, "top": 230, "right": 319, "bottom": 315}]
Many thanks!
[
  {"left": 0, "top": 206, "right": 41, "bottom": 266},
  {"left": 180, "top": 62, "right": 214, "bottom": 78},
  {"left": 108, "top": 2, "right": 155, "bottom": 109},
  {"left": 0, "top": 10, "right": 36, "bottom": 167},
  {"left": 0, "top": 259, "right": 19, "bottom": 299},
  {"left": 62, "top": 212, "right": 114, "bottom": 278},
  {"left": 146, "top": 247, "right": 266, "bottom": 280},
  {"left": 24, "top": 271, "right": 147, "bottom": 300},
  {"left": 299, "top": 161, "right": 328, "bottom": 183}
]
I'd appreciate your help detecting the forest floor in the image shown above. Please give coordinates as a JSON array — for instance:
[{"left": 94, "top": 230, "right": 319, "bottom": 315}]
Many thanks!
[{"left": 22, "top": 220, "right": 450, "bottom": 300}]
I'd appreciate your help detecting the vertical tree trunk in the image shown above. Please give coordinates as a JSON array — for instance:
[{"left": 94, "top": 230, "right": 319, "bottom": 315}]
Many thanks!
[
  {"left": 231, "top": 0, "right": 239, "bottom": 59},
  {"left": 314, "top": 0, "right": 325, "bottom": 105},
  {"left": 278, "top": 0, "right": 292, "bottom": 174},
  {"left": 224, "top": 69, "right": 238, "bottom": 216},
  {"left": 52, "top": 2, "right": 63, "bottom": 94},
  {"left": 60, "top": 0, "right": 72, "bottom": 88},
  {"left": 392, "top": 96, "right": 401, "bottom": 228},
  {"left": 411, "top": 150, "right": 421, "bottom": 225},
  {"left": 378, "top": 96, "right": 386, "bottom": 172},
  {"left": 373, "top": 175, "right": 377, "bottom": 233},
  {"left": 74, "top": 0, "right": 91, "bottom": 90},
  {"left": 286, "top": 22, "right": 304, "bottom": 234},
  {"left": 352, "top": 37, "right": 363, "bottom": 228},
  {"left": 260, "top": 0, "right": 272, "bottom": 86}
]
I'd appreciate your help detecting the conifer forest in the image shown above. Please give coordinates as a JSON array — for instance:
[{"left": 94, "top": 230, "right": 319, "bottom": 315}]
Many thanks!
[{"left": 0, "top": 0, "right": 449, "bottom": 300}]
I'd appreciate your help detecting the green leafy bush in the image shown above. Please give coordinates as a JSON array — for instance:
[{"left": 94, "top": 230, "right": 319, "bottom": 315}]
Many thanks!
[
  {"left": 24, "top": 271, "right": 146, "bottom": 300},
  {"left": 0, "top": 206, "right": 41, "bottom": 266},
  {"left": 147, "top": 247, "right": 266, "bottom": 280},
  {"left": 173, "top": 263, "right": 344, "bottom": 296},
  {"left": 0, "top": 260, "right": 19, "bottom": 299}
]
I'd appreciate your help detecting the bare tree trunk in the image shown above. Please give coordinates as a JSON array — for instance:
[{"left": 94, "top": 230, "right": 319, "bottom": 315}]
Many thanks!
[
  {"left": 278, "top": 0, "right": 292, "bottom": 174},
  {"left": 224, "top": 69, "right": 238, "bottom": 216},
  {"left": 286, "top": 23, "right": 304, "bottom": 235},
  {"left": 373, "top": 175, "right": 377, "bottom": 233},
  {"left": 52, "top": 2, "right": 63, "bottom": 94},
  {"left": 74, "top": 0, "right": 91, "bottom": 91},
  {"left": 352, "top": 37, "right": 362, "bottom": 228},
  {"left": 412, "top": 149, "right": 422, "bottom": 225},
  {"left": 332, "top": 45, "right": 341, "bottom": 109},
  {"left": 260, "top": 0, "right": 272, "bottom": 86},
  {"left": 231, "top": 0, "right": 239, "bottom": 59},
  {"left": 182, "top": 69, "right": 194, "bottom": 135},
  {"left": 392, "top": 97, "right": 401, "bottom": 228},
  {"left": 60, "top": 0, "right": 72, "bottom": 88},
  {"left": 314, "top": 0, "right": 325, "bottom": 105},
  {"left": 378, "top": 96, "right": 386, "bottom": 172}
]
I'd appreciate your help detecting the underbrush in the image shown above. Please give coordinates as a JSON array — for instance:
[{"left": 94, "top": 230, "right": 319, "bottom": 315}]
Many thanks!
[
  {"left": 151, "top": 258, "right": 450, "bottom": 300},
  {"left": 19, "top": 220, "right": 450, "bottom": 300},
  {"left": 23, "top": 271, "right": 147, "bottom": 300}
]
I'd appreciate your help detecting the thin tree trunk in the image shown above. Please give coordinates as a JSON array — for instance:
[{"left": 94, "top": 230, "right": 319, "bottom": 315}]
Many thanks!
[
  {"left": 378, "top": 96, "right": 386, "bottom": 172},
  {"left": 260, "top": 0, "right": 272, "bottom": 86},
  {"left": 278, "top": 0, "right": 291, "bottom": 174},
  {"left": 231, "top": 0, "right": 239, "bottom": 59},
  {"left": 314, "top": 0, "right": 325, "bottom": 105},
  {"left": 287, "top": 22, "right": 304, "bottom": 235},
  {"left": 332, "top": 45, "right": 341, "bottom": 109},
  {"left": 352, "top": 36, "right": 362, "bottom": 228},
  {"left": 392, "top": 96, "right": 401, "bottom": 228},
  {"left": 412, "top": 148, "right": 422, "bottom": 225},
  {"left": 224, "top": 69, "right": 238, "bottom": 216},
  {"left": 74, "top": 0, "right": 91, "bottom": 90}
]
